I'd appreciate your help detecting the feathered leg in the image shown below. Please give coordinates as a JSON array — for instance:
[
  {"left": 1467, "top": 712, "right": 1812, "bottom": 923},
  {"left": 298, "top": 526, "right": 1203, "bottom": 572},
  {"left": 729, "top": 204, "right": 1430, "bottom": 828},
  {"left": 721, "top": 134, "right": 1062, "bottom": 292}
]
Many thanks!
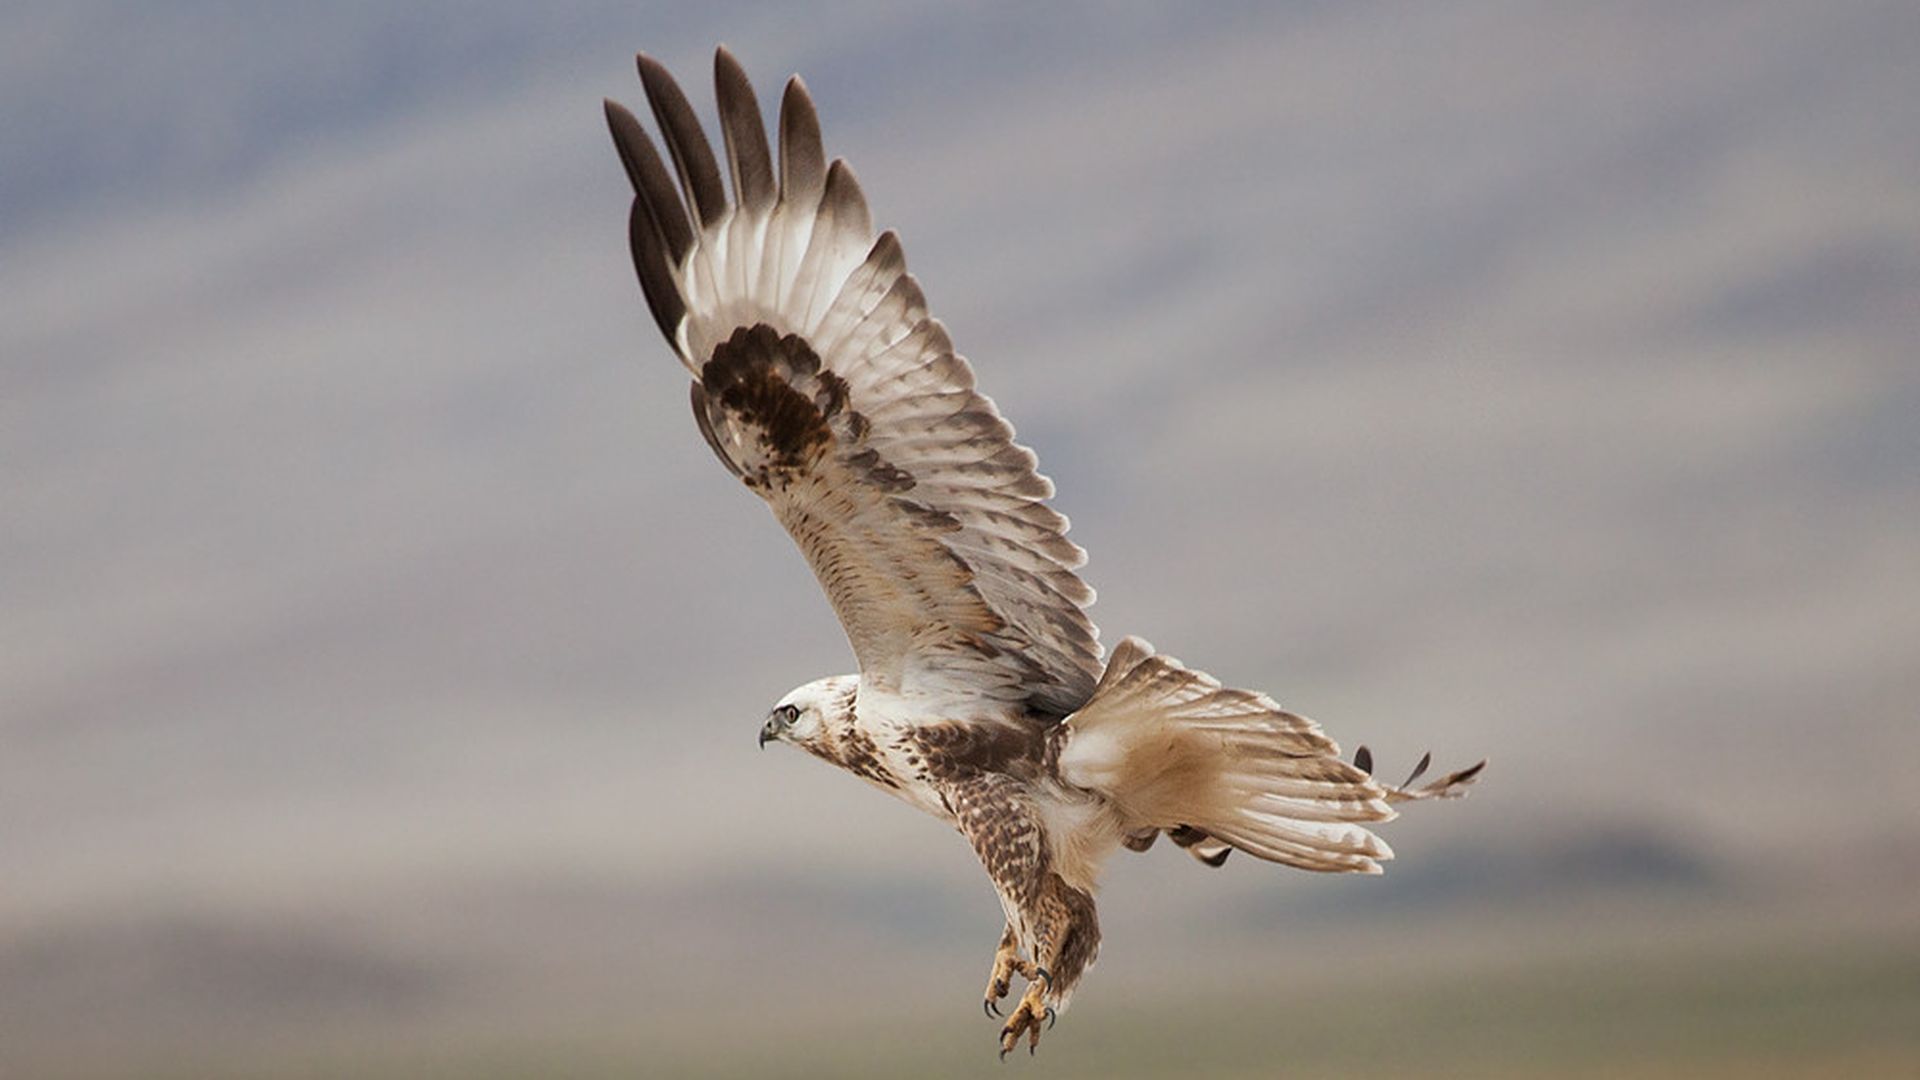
[
  {"left": 945, "top": 774, "right": 1101, "bottom": 1057},
  {"left": 996, "top": 873, "right": 1099, "bottom": 1056}
]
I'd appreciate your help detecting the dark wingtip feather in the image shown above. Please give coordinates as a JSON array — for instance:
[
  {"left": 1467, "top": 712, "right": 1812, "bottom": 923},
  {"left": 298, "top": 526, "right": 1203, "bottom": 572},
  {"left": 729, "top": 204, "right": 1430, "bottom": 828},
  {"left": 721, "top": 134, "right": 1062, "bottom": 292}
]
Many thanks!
[
  {"left": 1199, "top": 847, "right": 1231, "bottom": 868},
  {"left": 628, "top": 199, "right": 687, "bottom": 345},
  {"left": 607, "top": 87, "right": 692, "bottom": 345},
  {"left": 1353, "top": 745, "right": 1374, "bottom": 776},
  {"left": 820, "top": 158, "right": 873, "bottom": 237},
  {"left": 779, "top": 74, "right": 826, "bottom": 203},
  {"left": 605, "top": 95, "right": 694, "bottom": 264},
  {"left": 1404, "top": 751, "right": 1433, "bottom": 788},
  {"left": 638, "top": 52, "right": 727, "bottom": 228},
  {"left": 603, "top": 98, "right": 650, "bottom": 194},
  {"left": 714, "top": 45, "right": 775, "bottom": 213},
  {"left": 866, "top": 229, "right": 906, "bottom": 275}
]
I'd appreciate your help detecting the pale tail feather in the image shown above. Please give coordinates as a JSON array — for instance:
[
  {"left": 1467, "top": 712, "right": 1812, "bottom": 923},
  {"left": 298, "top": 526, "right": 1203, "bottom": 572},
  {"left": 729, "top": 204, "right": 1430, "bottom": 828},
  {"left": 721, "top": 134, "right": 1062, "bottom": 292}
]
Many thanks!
[{"left": 1058, "top": 636, "right": 1465, "bottom": 875}]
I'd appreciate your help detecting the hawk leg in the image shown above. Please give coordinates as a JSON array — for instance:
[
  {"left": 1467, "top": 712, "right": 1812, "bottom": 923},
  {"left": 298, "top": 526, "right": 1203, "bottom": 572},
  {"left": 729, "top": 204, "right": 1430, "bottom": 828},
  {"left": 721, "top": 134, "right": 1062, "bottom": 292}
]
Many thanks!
[
  {"left": 983, "top": 922, "right": 1037, "bottom": 1017},
  {"left": 995, "top": 873, "right": 1096, "bottom": 1058},
  {"left": 946, "top": 774, "right": 1101, "bottom": 1058}
]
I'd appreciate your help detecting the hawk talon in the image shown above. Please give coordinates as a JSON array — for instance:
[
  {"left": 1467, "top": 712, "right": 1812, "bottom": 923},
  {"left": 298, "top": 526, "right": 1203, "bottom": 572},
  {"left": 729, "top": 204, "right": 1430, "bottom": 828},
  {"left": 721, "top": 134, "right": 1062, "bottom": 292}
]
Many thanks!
[
  {"left": 995, "top": 975, "right": 1054, "bottom": 1057},
  {"left": 983, "top": 932, "right": 1028, "bottom": 1020}
]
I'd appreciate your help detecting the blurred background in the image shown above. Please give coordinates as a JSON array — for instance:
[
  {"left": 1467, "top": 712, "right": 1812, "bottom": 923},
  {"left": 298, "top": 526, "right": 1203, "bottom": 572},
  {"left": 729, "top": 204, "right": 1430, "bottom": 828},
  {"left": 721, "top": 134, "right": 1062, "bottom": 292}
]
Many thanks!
[{"left": 5, "top": 2, "right": 1917, "bottom": 1076}]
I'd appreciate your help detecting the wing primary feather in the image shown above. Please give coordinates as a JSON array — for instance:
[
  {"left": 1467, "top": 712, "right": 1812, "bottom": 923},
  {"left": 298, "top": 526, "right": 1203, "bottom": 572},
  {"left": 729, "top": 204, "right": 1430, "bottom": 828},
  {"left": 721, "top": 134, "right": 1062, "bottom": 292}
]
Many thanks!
[
  {"left": 637, "top": 52, "right": 727, "bottom": 228},
  {"left": 627, "top": 198, "right": 688, "bottom": 348},
  {"left": 714, "top": 46, "right": 775, "bottom": 214},
  {"left": 606, "top": 99, "right": 692, "bottom": 347},
  {"left": 603, "top": 98, "right": 650, "bottom": 195},
  {"left": 779, "top": 75, "right": 827, "bottom": 205},
  {"left": 603, "top": 98, "right": 694, "bottom": 263},
  {"left": 822, "top": 159, "right": 873, "bottom": 235},
  {"left": 796, "top": 159, "right": 874, "bottom": 326}
]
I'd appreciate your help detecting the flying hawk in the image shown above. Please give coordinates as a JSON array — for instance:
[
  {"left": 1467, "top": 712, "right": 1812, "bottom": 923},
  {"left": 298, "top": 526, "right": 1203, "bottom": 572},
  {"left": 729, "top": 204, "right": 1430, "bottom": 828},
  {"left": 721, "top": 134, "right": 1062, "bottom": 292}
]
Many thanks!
[{"left": 604, "top": 47, "right": 1484, "bottom": 1058}]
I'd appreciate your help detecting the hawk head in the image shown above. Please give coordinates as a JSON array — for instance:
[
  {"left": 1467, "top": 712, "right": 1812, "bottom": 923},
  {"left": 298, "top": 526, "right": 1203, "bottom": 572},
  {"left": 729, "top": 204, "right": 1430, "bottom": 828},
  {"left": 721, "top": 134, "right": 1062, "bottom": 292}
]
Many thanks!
[{"left": 759, "top": 675, "right": 858, "bottom": 753}]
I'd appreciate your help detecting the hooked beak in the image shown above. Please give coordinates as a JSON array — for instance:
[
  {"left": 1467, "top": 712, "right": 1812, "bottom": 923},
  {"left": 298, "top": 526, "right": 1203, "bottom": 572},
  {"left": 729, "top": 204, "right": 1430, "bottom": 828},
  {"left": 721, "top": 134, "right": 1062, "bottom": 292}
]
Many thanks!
[{"left": 758, "top": 717, "right": 779, "bottom": 749}]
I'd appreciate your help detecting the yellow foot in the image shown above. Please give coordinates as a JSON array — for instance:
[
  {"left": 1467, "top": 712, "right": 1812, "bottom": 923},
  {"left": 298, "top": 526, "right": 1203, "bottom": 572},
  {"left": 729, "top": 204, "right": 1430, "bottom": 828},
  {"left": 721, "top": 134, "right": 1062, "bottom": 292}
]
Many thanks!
[
  {"left": 996, "top": 969, "right": 1055, "bottom": 1059},
  {"left": 983, "top": 937, "right": 1038, "bottom": 1018}
]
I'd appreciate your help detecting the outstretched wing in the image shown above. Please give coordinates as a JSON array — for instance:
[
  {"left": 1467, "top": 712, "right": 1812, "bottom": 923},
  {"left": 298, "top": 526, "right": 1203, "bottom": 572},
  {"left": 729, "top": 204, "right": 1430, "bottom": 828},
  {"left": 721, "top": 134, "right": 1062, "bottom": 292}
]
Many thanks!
[{"left": 605, "top": 48, "right": 1102, "bottom": 716}]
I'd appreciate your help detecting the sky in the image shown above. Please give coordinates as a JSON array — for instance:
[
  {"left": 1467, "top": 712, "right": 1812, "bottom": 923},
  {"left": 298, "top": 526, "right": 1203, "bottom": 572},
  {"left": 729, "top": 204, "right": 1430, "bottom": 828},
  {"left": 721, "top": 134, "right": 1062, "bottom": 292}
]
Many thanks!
[{"left": 4, "top": 1, "right": 1918, "bottom": 1072}]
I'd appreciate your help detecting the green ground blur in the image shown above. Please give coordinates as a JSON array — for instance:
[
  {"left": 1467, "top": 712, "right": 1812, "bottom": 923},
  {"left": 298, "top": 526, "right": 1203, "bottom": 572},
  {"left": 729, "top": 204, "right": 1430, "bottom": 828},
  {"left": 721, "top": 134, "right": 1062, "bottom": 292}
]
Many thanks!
[{"left": 124, "top": 938, "right": 1916, "bottom": 1080}]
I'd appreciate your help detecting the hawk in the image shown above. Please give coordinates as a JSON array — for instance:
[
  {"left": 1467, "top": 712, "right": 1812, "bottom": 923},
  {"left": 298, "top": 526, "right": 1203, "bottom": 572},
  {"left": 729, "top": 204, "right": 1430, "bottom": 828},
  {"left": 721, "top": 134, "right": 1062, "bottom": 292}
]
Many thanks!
[{"left": 603, "top": 47, "right": 1484, "bottom": 1058}]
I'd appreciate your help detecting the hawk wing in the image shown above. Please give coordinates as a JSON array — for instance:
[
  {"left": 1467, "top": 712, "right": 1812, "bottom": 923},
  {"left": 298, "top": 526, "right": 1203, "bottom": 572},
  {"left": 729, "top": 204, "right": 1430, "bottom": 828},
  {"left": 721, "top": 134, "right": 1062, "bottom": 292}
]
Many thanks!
[{"left": 605, "top": 48, "right": 1102, "bottom": 717}]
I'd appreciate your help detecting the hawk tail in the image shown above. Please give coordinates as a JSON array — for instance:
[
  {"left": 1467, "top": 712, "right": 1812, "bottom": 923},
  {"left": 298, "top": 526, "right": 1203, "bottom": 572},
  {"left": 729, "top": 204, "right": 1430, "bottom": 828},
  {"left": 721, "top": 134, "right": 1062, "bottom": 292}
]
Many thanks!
[{"left": 1056, "top": 637, "right": 1481, "bottom": 874}]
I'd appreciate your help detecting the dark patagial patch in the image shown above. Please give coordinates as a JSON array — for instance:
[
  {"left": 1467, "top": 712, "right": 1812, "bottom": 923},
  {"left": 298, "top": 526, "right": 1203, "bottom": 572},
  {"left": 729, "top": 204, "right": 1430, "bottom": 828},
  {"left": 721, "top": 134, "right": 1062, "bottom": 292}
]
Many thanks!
[
  {"left": 699, "top": 323, "right": 931, "bottom": 501},
  {"left": 910, "top": 721, "right": 1042, "bottom": 779},
  {"left": 701, "top": 324, "right": 841, "bottom": 482},
  {"left": 814, "top": 365, "right": 851, "bottom": 417}
]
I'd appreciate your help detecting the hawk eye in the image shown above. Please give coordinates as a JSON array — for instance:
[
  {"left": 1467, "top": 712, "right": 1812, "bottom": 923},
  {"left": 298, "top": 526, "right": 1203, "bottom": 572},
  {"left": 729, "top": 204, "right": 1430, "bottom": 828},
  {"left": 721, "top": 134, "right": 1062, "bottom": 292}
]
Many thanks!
[{"left": 775, "top": 704, "right": 799, "bottom": 724}]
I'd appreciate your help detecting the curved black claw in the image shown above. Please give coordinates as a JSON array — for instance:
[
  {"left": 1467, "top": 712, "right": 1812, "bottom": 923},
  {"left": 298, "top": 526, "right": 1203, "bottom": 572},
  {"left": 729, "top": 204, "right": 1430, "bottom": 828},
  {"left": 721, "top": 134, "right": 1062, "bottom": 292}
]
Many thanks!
[
  {"left": 1035, "top": 967, "right": 1052, "bottom": 988},
  {"left": 1044, "top": 1006, "right": 1056, "bottom": 1030},
  {"left": 985, "top": 998, "right": 1001, "bottom": 1018}
]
